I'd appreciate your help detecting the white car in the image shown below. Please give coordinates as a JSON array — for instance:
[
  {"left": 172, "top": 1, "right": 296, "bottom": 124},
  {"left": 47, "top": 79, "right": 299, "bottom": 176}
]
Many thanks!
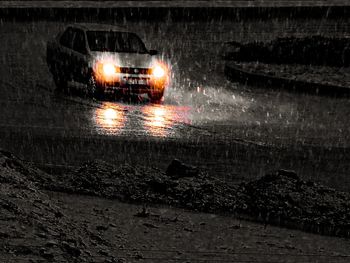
[{"left": 46, "top": 23, "right": 169, "bottom": 101}]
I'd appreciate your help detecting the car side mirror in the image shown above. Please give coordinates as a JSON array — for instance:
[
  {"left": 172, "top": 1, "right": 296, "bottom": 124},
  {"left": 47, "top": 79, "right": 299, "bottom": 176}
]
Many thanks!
[{"left": 149, "top": 50, "right": 158, "bottom": 55}]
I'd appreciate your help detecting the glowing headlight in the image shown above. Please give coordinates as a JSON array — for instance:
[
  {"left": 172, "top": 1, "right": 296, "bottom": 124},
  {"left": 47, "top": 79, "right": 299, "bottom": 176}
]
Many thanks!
[
  {"left": 94, "top": 60, "right": 119, "bottom": 80},
  {"left": 102, "top": 63, "right": 116, "bottom": 76},
  {"left": 104, "top": 108, "right": 117, "bottom": 120},
  {"left": 152, "top": 65, "right": 166, "bottom": 78}
]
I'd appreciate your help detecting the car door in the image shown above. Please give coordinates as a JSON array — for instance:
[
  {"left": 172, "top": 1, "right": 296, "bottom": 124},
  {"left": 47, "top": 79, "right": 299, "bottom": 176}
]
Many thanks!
[{"left": 71, "top": 28, "right": 89, "bottom": 84}]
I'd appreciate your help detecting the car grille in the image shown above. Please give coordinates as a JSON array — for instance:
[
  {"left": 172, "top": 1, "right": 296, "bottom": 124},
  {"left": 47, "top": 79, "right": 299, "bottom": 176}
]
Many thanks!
[{"left": 119, "top": 67, "right": 150, "bottom": 75}]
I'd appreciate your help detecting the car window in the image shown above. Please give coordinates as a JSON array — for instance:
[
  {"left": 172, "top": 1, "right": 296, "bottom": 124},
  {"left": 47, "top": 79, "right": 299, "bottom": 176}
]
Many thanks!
[
  {"left": 59, "top": 27, "right": 74, "bottom": 49},
  {"left": 86, "top": 31, "right": 148, "bottom": 53},
  {"left": 72, "top": 29, "right": 87, "bottom": 54}
]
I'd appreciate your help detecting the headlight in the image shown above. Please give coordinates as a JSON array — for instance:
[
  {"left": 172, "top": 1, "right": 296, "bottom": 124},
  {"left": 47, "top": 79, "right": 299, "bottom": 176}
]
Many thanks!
[
  {"left": 102, "top": 63, "right": 117, "bottom": 76},
  {"left": 95, "top": 61, "right": 120, "bottom": 81},
  {"left": 152, "top": 65, "right": 166, "bottom": 79}
]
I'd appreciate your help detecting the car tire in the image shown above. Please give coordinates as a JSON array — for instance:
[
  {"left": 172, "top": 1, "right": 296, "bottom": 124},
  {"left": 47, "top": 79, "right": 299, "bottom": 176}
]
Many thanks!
[
  {"left": 50, "top": 62, "right": 69, "bottom": 93},
  {"left": 148, "top": 90, "right": 164, "bottom": 103},
  {"left": 87, "top": 75, "right": 104, "bottom": 99}
]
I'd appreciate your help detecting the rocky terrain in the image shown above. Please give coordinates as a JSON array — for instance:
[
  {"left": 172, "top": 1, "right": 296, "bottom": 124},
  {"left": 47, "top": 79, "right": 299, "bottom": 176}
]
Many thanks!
[
  {"left": 0, "top": 150, "right": 124, "bottom": 262},
  {"left": 50, "top": 160, "right": 350, "bottom": 238},
  {"left": 2, "top": 149, "right": 350, "bottom": 240},
  {"left": 1, "top": 149, "right": 350, "bottom": 262}
]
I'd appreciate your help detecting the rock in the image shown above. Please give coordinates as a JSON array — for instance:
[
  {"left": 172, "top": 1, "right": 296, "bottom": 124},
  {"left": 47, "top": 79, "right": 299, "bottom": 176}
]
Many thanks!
[
  {"left": 98, "top": 249, "right": 109, "bottom": 256},
  {"left": 14, "top": 245, "right": 32, "bottom": 255},
  {"left": 0, "top": 231, "right": 10, "bottom": 238},
  {"left": 276, "top": 169, "right": 299, "bottom": 181},
  {"left": 166, "top": 159, "right": 200, "bottom": 179},
  {"left": 143, "top": 223, "right": 159, "bottom": 229},
  {"left": 40, "top": 249, "right": 55, "bottom": 260},
  {"left": 62, "top": 242, "right": 81, "bottom": 257},
  {"left": 54, "top": 210, "right": 64, "bottom": 218},
  {"left": 147, "top": 177, "right": 168, "bottom": 193},
  {"left": 96, "top": 225, "right": 109, "bottom": 231},
  {"left": 134, "top": 207, "right": 150, "bottom": 218},
  {"left": 46, "top": 240, "right": 58, "bottom": 247},
  {"left": 36, "top": 232, "right": 47, "bottom": 238},
  {"left": 287, "top": 192, "right": 301, "bottom": 205}
]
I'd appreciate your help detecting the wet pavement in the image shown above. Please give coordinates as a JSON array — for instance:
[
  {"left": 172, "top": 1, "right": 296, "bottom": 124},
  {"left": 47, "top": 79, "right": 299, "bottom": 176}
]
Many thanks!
[{"left": 0, "top": 20, "right": 350, "bottom": 190}]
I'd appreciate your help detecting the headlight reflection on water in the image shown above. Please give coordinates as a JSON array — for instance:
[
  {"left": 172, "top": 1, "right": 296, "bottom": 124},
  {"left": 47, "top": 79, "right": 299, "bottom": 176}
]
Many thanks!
[
  {"left": 142, "top": 105, "right": 191, "bottom": 137},
  {"left": 93, "top": 102, "right": 191, "bottom": 137},
  {"left": 94, "top": 103, "right": 125, "bottom": 134},
  {"left": 142, "top": 105, "right": 169, "bottom": 137},
  {"left": 103, "top": 108, "right": 119, "bottom": 125}
]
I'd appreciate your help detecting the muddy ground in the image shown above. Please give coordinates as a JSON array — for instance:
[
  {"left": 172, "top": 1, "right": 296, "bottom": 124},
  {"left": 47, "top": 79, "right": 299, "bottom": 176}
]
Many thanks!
[{"left": 1, "top": 149, "right": 350, "bottom": 262}]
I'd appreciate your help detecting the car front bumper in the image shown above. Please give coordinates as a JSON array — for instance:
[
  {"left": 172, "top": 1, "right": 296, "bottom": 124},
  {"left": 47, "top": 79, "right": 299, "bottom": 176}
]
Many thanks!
[{"left": 95, "top": 74, "right": 167, "bottom": 94}]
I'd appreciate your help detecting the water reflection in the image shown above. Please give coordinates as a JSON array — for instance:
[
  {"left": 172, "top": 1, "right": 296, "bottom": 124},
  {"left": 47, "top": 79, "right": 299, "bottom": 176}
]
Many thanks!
[
  {"left": 142, "top": 105, "right": 174, "bottom": 137},
  {"left": 94, "top": 102, "right": 125, "bottom": 134},
  {"left": 143, "top": 106, "right": 167, "bottom": 136},
  {"left": 93, "top": 101, "right": 191, "bottom": 137}
]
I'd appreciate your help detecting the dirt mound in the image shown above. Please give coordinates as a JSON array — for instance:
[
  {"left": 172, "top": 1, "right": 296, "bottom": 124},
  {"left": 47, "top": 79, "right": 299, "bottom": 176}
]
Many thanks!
[
  {"left": 239, "top": 170, "right": 350, "bottom": 237},
  {"left": 0, "top": 150, "right": 122, "bottom": 262},
  {"left": 0, "top": 149, "right": 55, "bottom": 186},
  {"left": 50, "top": 158, "right": 350, "bottom": 238},
  {"left": 1, "top": 150, "right": 350, "bottom": 240},
  {"left": 56, "top": 159, "right": 238, "bottom": 213}
]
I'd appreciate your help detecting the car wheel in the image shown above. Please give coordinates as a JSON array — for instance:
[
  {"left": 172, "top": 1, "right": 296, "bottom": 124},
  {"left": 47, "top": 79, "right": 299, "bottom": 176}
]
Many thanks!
[
  {"left": 148, "top": 90, "right": 164, "bottom": 103},
  {"left": 87, "top": 75, "right": 104, "bottom": 99},
  {"left": 50, "top": 62, "right": 69, "bottom": 93}
]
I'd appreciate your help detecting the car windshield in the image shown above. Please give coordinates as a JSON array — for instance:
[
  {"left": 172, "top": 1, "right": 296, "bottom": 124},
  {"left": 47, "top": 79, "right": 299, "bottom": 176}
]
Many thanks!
[{"left": 86, "top": 31, "right": 148, "bottom": 53}]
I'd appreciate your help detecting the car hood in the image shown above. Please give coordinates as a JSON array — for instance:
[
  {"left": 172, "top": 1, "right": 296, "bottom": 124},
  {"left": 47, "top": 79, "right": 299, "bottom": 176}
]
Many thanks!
[{"left": 90, "top": 51, "right": 155, "bottom": 68}]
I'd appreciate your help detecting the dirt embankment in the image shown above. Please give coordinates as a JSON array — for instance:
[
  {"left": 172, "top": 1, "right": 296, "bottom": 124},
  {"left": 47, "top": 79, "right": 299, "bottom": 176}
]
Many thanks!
[
  {"left": 1, "top": 149, "right": 350, "bottom": 262},
  {"left": 47, "top": 159, "right": 350, "bottom": 238},
  {"left": 0, "top": 150, "right": 123, "bottom": 262},
  {"left": 2, "top": 149, "right": 349, "bottom": 240}
]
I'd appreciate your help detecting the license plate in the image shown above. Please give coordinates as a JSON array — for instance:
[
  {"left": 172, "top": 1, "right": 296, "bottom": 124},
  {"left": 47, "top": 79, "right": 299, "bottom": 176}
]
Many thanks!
[{"left": 124, "top": 78, "right": 147, "bottom": 85}]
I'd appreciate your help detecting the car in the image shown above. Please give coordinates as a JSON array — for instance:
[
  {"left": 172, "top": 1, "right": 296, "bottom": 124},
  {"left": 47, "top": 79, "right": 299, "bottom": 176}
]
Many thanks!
[{"left": 46, "top": 23, "right": 170, "bottom": 102}]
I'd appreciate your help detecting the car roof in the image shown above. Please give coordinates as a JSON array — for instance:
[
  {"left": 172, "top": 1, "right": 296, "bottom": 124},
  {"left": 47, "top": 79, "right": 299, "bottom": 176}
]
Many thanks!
[{"left": 68, "top": 23, "right": 128, "bottom": 32}]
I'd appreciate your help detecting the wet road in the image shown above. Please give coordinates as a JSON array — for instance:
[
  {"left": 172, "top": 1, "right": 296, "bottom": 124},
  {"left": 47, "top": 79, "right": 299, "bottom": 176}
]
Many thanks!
[{"left": 0, "top": 20, "right": 350, "bottom": 189}]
